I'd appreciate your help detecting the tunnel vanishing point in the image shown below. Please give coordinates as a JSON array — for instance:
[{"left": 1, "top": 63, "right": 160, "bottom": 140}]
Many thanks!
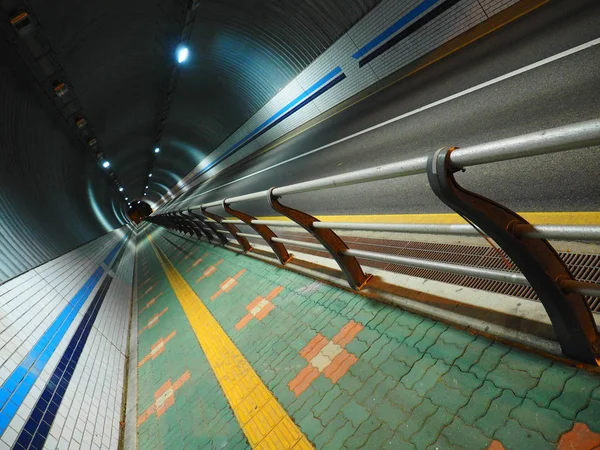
[{"left": 1, "top": 0, "right": 600, "bottom": 449}]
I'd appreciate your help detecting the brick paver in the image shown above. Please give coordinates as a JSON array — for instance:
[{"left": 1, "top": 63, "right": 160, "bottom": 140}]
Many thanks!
[{"left": 134, "top": 229, "right": 600, "bottom": 449}]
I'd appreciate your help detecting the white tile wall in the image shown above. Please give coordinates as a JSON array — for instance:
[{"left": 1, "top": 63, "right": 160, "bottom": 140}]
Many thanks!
[
  {"left": 161, "top": 0, "right": 524, "bottom": 208},
  {"left": 0, "top": 228, "right": 133, "bottom": 449}
]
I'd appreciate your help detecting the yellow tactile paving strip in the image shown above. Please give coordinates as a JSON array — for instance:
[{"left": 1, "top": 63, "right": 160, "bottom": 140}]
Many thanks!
[
  {"left": 147, "top": 234, "right": 313, "bottom": 450},
  {"left": 254, "top": 211, "right": 600, "bottom": 225}
]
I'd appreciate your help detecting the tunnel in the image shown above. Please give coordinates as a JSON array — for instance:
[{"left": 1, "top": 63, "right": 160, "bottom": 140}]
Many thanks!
[{"left": 1, "top": 0, "right": 600, "bottom": 448}]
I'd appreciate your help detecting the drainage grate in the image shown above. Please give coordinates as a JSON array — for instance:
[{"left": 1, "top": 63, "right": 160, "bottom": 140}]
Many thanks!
[{"left": 275, "top": 231, "right": 600, "bottom": 312}]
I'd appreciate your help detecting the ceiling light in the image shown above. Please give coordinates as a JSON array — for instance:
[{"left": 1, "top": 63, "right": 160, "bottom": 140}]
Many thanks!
[
  {"left": 75, "top": 117, "right": 87, "bottom": 129},
  {"left": 149, "top": 173, "right": 152, "bottom": 177},
  {"left": 125, "top": 196, "right": 128, "bottom": 200},
  {"left": 146, "top": 185, "right": 148, "bottom": 188},
  {"left": 119, "top": 187, "right": 124, "bottom": 192},
  {"left": 177, "top": 46, "right": 189, "bottom": 63},
  {"left": 102, "top": 161, "right": 110, "bottom": 168},
  {"left": 144, "top": 193, "right": 147, "bottom": 196},
  {"left": 53, "top": 81, "right": 69, "bottom": 97},
  {"left": 154, "top": 147, "right": 160, "bottom": 154}
]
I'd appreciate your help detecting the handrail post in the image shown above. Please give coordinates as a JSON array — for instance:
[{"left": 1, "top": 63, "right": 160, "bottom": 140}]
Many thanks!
[
  {"left": 427, "top": 147, "right": 600, "bottom": 365},
  {"left": 188, "top": 210, "right": 226, "bottom": 245},
  {"left": 183, "top": 210, "right": 217, "bottom": 243},
  {"left": 222, "top": 199, "right": 293, "bottom": 264},
  {"left": 267, "top": 187, "right": 371, "bottom": 290},
  {"left": 201, "top": 206, "right": 252, "bottom": 252},
  {"left": 178, "top": 211, "right": 207, "bottom": 241},
  {"left": 170, "top": 213, "right": 193, "bottom": 236},
  {"left": 164, "top": 213, "right": 183, "bottom": 234}
]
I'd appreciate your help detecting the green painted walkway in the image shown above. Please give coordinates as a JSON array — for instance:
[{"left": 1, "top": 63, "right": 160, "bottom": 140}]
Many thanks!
[{"left": 133, "top": 227, "right": 600, "bottom": 449}]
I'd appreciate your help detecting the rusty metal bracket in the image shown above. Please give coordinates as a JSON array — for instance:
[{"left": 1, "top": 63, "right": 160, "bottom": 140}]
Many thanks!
[
  {"left": 171, "top": 213, "right": 194, "bottom": 236},
  {"left": 165, "top": 213, "right": 186, "bottom": 235},
  {"left": 267, "top": 188, "right": 371, "bottom": 290},
  {"left": 222, "top": 199, "right": 293, "bottom": 264},
  {"left": 186, "top": 210, "right": 219, "bottom": 244},
  {"left": 201, "top": 206, "right": 251, "bottom": 252},
  {"left": 427, "top": 147, "right": 600, "bottom": 365},
  {"left": 178, "top": 211, "right": 207, "bottom": 241},
  {"left": 188, "top": 210, "right": 225, "bottom": 245}
]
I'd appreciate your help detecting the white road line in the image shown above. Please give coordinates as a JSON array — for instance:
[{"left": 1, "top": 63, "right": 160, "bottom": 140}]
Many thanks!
[{"left": 163, "top": 37, "right": 600, "bottom": 210}]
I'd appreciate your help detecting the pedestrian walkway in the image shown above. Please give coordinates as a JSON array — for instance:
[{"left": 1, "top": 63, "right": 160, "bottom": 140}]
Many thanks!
[{"left": 133, "top": 227, "right": 600, "bottom": 449}]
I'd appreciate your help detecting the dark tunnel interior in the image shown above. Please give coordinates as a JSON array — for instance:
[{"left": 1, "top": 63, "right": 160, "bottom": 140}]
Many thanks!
[{"left": 0, "top": 0, "right": 382, "bottom": 281}]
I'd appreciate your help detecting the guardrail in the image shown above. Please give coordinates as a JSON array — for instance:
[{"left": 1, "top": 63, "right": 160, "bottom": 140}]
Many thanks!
[{"left": 145, "top": 119, "right": 600, "bottom": 365}]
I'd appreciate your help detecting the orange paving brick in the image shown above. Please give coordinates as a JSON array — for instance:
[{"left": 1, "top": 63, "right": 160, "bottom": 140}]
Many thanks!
[
  {"left": 289, "top": 365, "right": 321, "bottom": 397},
  {"left": 143, "top": 281, "right": 158, "bottom": 295},
  {"left": 265, "top": 285, "right": 284, "bottom": 301},
  {"left": 195, "top": 258, "right": 224, "bottom": 283},
  {"left": 235, "top": 286, "right": 283, "bottom": 330},
  {"left": 138, "top": 331, "right": 177, "bottom": 367},
  {"left": 186, "top": 252, "right": 210, "bottom": 272},
  {"left": 139, "top": 307, "right": 168, "bottom": 335},
  {"left": 325, "top": 351, "right": 358, "bottom": 383},
  {"left": 235, "top": 315, "right": 253, "bottom": 331},
  {"left": 300, "top": 334, "right": 329, "bottom": 361},
  {"left": 209, "top": 268, "right": 246, "bottom": 300},
  {"left": 137, "top": 370, "right": 191, "bottom": 426},
  {"left": 558, "top": 423, "right": 600, "bottom": 450},
  {"left": 332, "top": 320, "right": 364, "bottom": 347},
  {"left": 139, "top": 298, "right": 155, "bottom": 314},
  {"left": 139, "top": 291, "right": 164, "bottom": 314},
  {"left": 290, "top": 321, "right": 362, "bottom": 396}
]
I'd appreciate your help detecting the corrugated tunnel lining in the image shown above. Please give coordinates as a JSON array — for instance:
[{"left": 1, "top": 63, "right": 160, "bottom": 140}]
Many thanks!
[{"left": 262, "top": 231, "right": 600, "bottom": 312}]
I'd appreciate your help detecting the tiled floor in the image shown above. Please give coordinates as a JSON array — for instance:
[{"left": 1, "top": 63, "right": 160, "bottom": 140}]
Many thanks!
[{"left": 134, "top": 228, "right": 600, "bottom": 449}]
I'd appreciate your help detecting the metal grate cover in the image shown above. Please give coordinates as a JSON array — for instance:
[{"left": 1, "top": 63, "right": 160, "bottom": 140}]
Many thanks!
[{"left": 275, "top": 231, "right": 600, "bottom": 312}]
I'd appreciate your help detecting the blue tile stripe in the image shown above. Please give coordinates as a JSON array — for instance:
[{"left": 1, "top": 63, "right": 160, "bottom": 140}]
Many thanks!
[
  {"left": 164, "top": 0, "right": 463, "bottom": 204},
  {"left": 186, "top": 67, "right": 345, "bottom": 185},
  {"left": 14, "top": 239, "right": 128, "bottom": 449},
  {"left": 352, "top": 0, "right": 441, "bottom": 59},
  {"left": 227, "top": 66, "right": 343, "bottom": 152},
  {"left": 357, "top": 0, "right": 463, "bottom": 67},
  {"left": 104, "top": 238, "right": 124, "bottom": 265},
  {"left": 14, "top": 276, "right": 113, "bottom": 450},
  {"left": 0, "top": 237, "right": 126, "bottom": 436}
]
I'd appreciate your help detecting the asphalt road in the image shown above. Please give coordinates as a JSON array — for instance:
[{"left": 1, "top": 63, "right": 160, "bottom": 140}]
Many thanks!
[{"left": 165, "top": 0, "right": 600, "bottom": 218}]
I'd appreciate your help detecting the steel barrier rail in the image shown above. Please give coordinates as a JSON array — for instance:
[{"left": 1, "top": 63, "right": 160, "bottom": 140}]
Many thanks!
[
  {"left": 170, "top": 118, "right": 599, "bottom": 212},
  {"left": 230, "top": 228, "right": 600, "bottom": 297},
  {"left": 145, "top": 118, "right": 600, "bottom": 364},
  {"left": 343, "top": 249, "right": 600, "bottom": 298},
  {"left": 196, "top": 219, "right": 600, "bottom": 241}
]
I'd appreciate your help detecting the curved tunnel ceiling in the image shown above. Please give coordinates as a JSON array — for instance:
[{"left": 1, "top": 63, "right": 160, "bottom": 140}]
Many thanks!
[
  {"left": 0, "top": 0, "right": 384, "bottom": 280},
  {"left": 158, "top": 0, "right": 383, "bottom": 193},
  {"left": 26, "top": 0, "right": 188, "bottom": 199},
  {"left": 0, "top": 30, "right": 123, "bottom": 282},
  {"left": 18, "top": 0, "right": 383, "bottom": 201}
]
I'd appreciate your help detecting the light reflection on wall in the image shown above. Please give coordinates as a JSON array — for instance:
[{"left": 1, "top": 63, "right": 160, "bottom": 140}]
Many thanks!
[
  {"left": 87, "top": 179, "right": 119, "bottom": 232},
  {"left": 111, "top": 197, "right": 128, "bottom": 225},
  {"left": 154, "top": 168, "right": 181, "bottom": 187}
]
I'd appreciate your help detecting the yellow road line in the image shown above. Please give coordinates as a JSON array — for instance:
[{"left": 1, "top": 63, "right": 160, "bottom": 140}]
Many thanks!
[
  {"left": 146, "top": 233, "right": 313, "bottom": 450},
  {"left": 253, "top": 212, "right": 600, "bottom": 226}
]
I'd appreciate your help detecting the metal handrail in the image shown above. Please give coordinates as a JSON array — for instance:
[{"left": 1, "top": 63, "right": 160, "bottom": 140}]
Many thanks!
[
  {"left": 188, "top": 119, "right": 600, "bottom": 206},
  {"left": 242, "top": 236, "right": 600, "bottom": 297},
  {"left": 271, "top": 237, "right": 326, "bottom": 251},
  {"left": 146, "top": 119, "right": 600, "bottom": 364},
  {"left": 344, "top": 249, "right": 600, "bottom": 297},
  {"left": 219, "top": 220, "right": 600, "bottom": 242}
]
